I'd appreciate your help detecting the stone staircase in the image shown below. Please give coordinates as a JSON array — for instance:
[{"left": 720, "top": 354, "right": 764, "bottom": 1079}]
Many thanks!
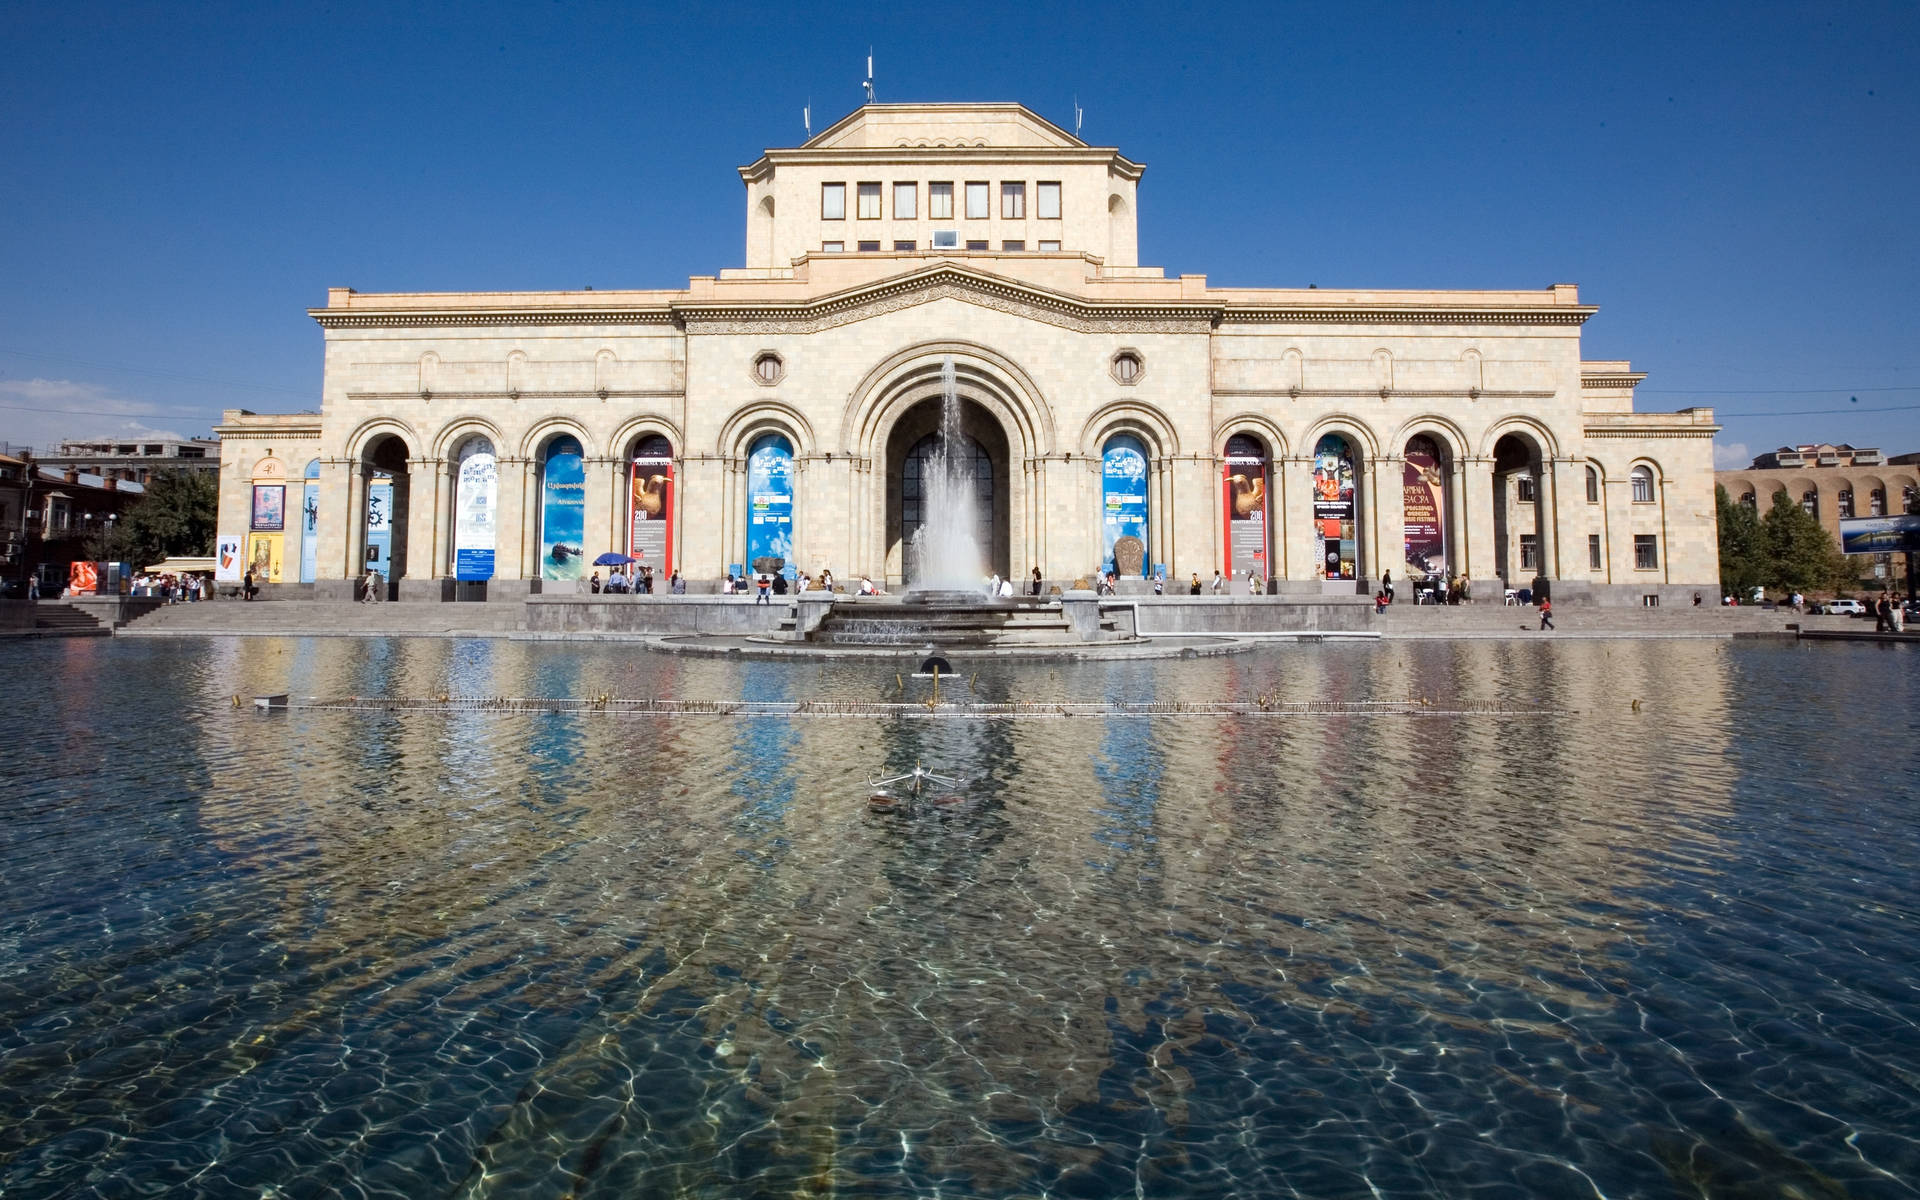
[
  {"left": 797, "top": 596, "right": 1116, "bottom": 647},
  {"left": 32, "top": 603, "right": 108, "bottom": 637},
  {"left": 117, "top": 599, "right": 526, "bottom": 637}
]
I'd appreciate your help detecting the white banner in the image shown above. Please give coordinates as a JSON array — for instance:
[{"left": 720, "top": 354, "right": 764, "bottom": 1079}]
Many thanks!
[
  {"left": 454, "top": 444, "right": 497, "bottom": 580},
  {"left": 215, "top": 535, "right": 244, "bottom": 582}
]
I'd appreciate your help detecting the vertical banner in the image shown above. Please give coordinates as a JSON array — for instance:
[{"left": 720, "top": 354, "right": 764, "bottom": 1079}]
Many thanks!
[
  {"left": 215, "top": 535, "right": 244, "bottom": 583},
  {"left": 454, "top": 437, "right": 498, "bottom": 581},
  {"left": 1101, "top": 435, "right": 1150, "bottom": 577},
  {"left": 540, "top": 437, "right": 585, "bottom": 581},
  {"left": 365, "top": 476, "right": 393, "bottom": 575},
  {"left": 250, "top": 484, "right": 285, "bottom": 531},
  {"left": 629, "top": 436, "right": 674, "bottom": 577},
  {"left": 745, "top": 434, "right": 794, "bottom": 579},
  {"left": 1223, "top": 434, "right": 1269, "bottom": 581},
  {"left": 1403, "top": 435, "right": 1447, "bottom": 581},
  {"left": 247, "top": 533, "right": 283, "bottom": 582},
  {"left": 1313, "top": 434, "right": 1356, "bottom": 580},
  {"left": 69, "top": 561, "right": 98, "bottom": 595},
  {"left": 299, "top": 475, "right": 320, "bottom": 583}
]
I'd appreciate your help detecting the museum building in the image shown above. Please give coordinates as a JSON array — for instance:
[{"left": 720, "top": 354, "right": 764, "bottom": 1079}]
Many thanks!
[{"left": 216, "top": 103, "right": 1720, "bottom": 602}]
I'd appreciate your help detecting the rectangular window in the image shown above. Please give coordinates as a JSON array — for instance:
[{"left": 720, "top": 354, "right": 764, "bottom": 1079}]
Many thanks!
[
  {"left": 893, "top": 240, "right": 915, "bottom": 251},
  {"left": 1519, "top": 534, "right": 1538, "bottom": 570},
  {"left": 931, "top": 230, "right": 958, "bottom": 249},
  {"left": 1586, "top": 470, "right": 1599, "bottom": 502},
  {"left": 928, "top": 182, "right": 953, "bottom": 220},
  {"left": 1001, "top": 182, "right": 1026, "bottom": 219},
  {"left": 1001, "top": 240, "right": 1025, "bottom": 252},
  {"left": 821, "top": 241, "right": 844, "bottom": 253},
  {"left": 1516, "top": 476, "right": 1535, "bottom": 502},
  {"left": 965, "top": 239, "right": 988, "bottom": 251},
  {"left": 821, "top": 183, "right": 845, "bottom": 220},
  {"left": 1037, "top": 239, "right": 1061, "bottom": 252},
  {"left": 857, "top": 182, "right": 881, "bottom": 219},
  {"left": 1634, "top": 535, "right": 1658, "bottom": 570},
  {"left": 892, "top": 182, "right": 916, "bottom": 220},
  {"left": 1037, "top": 181, "right": 1061, "bottom": 220},
  {"left": 857, "top": 240, "right": 880, "bottom": 252},
  {"left": 1589, "top": 534, "right": 1602, "bottom": 570},
  {"left": 965, "top": 181, "right": 989, "bottom": 220}
]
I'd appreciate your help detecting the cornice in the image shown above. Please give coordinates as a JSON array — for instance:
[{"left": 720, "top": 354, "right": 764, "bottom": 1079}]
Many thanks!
[
  {"left": 311, "top": 308, "right": 676, "bottom": 329},
  {"left": 1213, "top": 388, "right": 1556, "bottom": 400},
  {"left": 1580, "top": 374, "right": 1647, "bottom": 389},
  {"left": 1583, "top": 427, "right": 1719, "bottom": 439},
  {"left": 345, "top": 390, "right": 685, "bottom": 403},
  {"left": 1220, "top": 305, "right": 1596, "bottom": 328}
]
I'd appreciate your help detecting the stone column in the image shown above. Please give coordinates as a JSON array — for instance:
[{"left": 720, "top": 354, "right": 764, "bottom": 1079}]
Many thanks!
[
  {"left": 1463, "top": 456, "right": 1498, "bottom": 590},
  {"left": 1373, "top": 451, "right": 1404, "bottom": 589},
  {"left": 404, "top": 458, "right": 443, "bottom": 582},
  {"left": 1281, "top": 454, "right": 1313, "bottom": 585},
  {"left": 1447, "top": 459, "right": 1470, "bottom": 583},
  {"left": 494, "top": 456, "right": 528, "bottom": 584},
  {"left": 582, "top": 456, "right": 617, "bottom": 565},
  {"left": 314, "top": 459, "right": 355, "bottom": 600},
  {"left": 1534, "top": 460, "right": 1559, "bottom": 584},
  {"left": 346, "top": 466, "right": 368, "bottom": 581}
]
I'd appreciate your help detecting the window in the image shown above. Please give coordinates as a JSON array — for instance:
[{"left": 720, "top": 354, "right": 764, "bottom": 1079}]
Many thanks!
[
  {"left": 1837, "top": 489, "right": 1854, "bottom": 519},
  {"left": 892, "top": 182, "right": 916, "bottom": 220},
  {"left": 1586, "top": 466, "right": 1599, "bottom": 503},
  {"left": 753, "top": 353, "right": 783, "bottom": 384},
  {"left": 143, "top": 444, "right": 162, "bottom": 455},
  {"left": 1589, "top": 534, "right": 1602, "bottom": 570},
  {"left": 1634, "top": 535, "right": 1658, "bottom": 570},
  {"left": 1801, "top": 490, "right": 1818, "bottom": 518},
  {"left": 1630, "top": 466, "right": 1654, "bottom": 503},
  {"left": 1037, "top": 181, "right": 1060, "bottom": 220},
  {"left": 893, "top": 240, "right": 915, "bottom": 251},
  {"left": 821, "top": 241, "right": 844, "bottom": 253},
  {"left": 856, "top": 240, "right": 880, "bottom": 252},
  {"left": 931, "top": 230, "right": 958, "bottom": 249},
  {"left": 928, "top": 182, "right": 953, "bottom": 220},
  {"left": 1870, "top": 488, "right": 1886, "bottom": 515},
  {"left": 857, "top": 182, "right": 881, "bottom": 219},
  {"left": 965, "top": 182, "right": 989, "bottom": 220},
  {"left": 1001, "top": 182, "right": 1025, "bottom": 219},
  {"left": 821, "top": 183, "right": 845, "bottom": 220},
  {"left": 1739, "top": 491, "right": 1757, "bottom": 509},
  {"left": 1001, "top": 240, "right": 1025, "bottom": 252},
  {"left": 1906, "top": 485, "right": 1919, "bottom": 514},
  {"left": 1518, "top": 534, "right": 1538, "bottom": 569},
  {"left": 1038, "top": 239, "right": 1061, "bottom": 252},
  {"left": 965, "top": 240, "right": 988, "bottom": 251},
  {"left": 1515, "top": 475, "right": 1535, "bottom": 503},
  {"left": 1111, "top": 352, "right": 1143, "bottom": 384}
]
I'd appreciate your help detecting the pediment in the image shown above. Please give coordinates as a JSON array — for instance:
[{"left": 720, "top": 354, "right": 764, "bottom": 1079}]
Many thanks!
[{"left": 805, "top": 103, "right": 1083, "bottom": 151}]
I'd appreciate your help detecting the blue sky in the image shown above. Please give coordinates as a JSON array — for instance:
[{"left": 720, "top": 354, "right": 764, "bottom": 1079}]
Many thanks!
[{"left": 3, "top": 1, "right": 1916, "bottom": 467}]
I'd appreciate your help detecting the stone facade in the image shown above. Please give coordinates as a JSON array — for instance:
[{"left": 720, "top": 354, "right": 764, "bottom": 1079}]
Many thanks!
[{"left": 218, "top": 104, "right": 1721, "bottom": 604}]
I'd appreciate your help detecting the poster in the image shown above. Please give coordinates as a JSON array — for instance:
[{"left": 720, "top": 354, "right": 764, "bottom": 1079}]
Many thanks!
[
  {"left": 1101, "top": 436, "right": 1149, "bottom": 577},
  {"left": 454, "top": 438, "right": 497, "bottom": 581},
  {"left": 1403, "top": 435, "right": 1447, "bottom": 580},
  {"left": 1839, "top": 514, "right": 1920, "bottom": 555},
  {"left": 1223, "top": 435, "right": 1269, "bottom": 581},
  {"left": 629, "top": 453, "right": 674, "bottom": 577},
  {"left": 251, "top": 484, "right": 285, "bottom": 531},
  {"left": 745, "top": 435, "right": 794, "bottom": 579},
  {"left": 540, "top": 438, "right": 585, "bottom": 581},
  {"left": 247, "top": 533, "right": 283, "bottom": 582},
  {"left": 365, "top": 476, "right": 393, "bottom": 574},
  {"left": 68, "top": 561, "right": 98, "bottom": 595},
  {"left": 1313, "top": 434, "right": 1356, "bottom": 580},
  {"left": 299, "top": 479, "right": 319, "bottom": 583},
  {"left": 215, "top": 536, "right": 244, "bottom": 582}
]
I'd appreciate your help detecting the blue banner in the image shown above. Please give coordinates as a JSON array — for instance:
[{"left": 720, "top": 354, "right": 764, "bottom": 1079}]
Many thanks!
[
  {"left": 746, "top": 435, "right": 795, "bottom": 579},
  {"left": 1102, "top": 436, "right": 1149, "bottom": 576},
  {"left": 1839, "top": 514, "right": 1920, "bottom": 555},
  {"left": 540, "top": 438, "right": 585, "bottom": 581},
  {"left": 299, "top": 479, "right": 319, "bottom": 583}
]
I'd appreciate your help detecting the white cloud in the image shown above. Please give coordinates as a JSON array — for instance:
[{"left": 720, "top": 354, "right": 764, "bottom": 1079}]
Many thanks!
[
  {"left": 0, "top": 378, "right": 198, "bottom": 453},
  {"left": 1712, "top": 441, "right": 1751, "bottom": 470}
]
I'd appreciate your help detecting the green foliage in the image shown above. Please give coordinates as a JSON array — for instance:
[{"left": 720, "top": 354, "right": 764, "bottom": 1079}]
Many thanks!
[
  {"left": 1759, "top": 489, "right": 1847, "bottom": 594},
  {"left": 1715, "top": 485, "right": 1766, "bottom": 599},
  {"left": 82, "top": 469, "right": 218, "bottom": 567}
]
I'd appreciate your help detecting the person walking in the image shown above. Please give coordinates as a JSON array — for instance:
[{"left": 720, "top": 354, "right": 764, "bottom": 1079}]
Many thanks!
[
  {"left": 243, "top": 568, "right": 257, "bottom": 601},
  {"left": 1210, "top": 570, "right": 1225, "bottom": 594},
  {"left": 26, "top": 575, "right": 38, "bottom": 601},
  {"left": 1382, "top": 569, "right": 1394, "bottom": 603},
  {"left": 1538, "top": 596, "right": 1554, "bottom": 631},
  {"left": 1152, "top": 572, "right": 1165, "bottom": 597},
  {"left": 1873, "top": 592, "right": 1891, "bottom": 633},
  {"left": 670, "top": 570, "right": 686, "bottom": 595},
  {"left": 1246, "top": 569, "right": 1258, "bottom": 595}
]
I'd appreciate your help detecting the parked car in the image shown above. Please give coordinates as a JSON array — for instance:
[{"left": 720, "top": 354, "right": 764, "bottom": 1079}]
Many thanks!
[{"left": 1822, "top": 599, "right": 1866, "bottom": 616}]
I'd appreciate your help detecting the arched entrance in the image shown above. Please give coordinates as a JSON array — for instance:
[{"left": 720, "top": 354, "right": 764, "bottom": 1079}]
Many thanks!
[
  {"left": 1492, "top": 432, "right": 1548, "bottom": 591},
  {"left": 885, "top": 395, "right": 1009, "bottom": 585},
  {"left": 1100, "top": 434, "right": 1150, "bottom": 578},
  {"left": 1402, "top": 434, "right": 1451, "bottom": 587},
  {"left": 361, "top": 435, "right": 409, "bottom": 597},
  {"left": 1222, "top": 433, "right": 1273, "bottom": 584},
  {"left": 1312, "top": 433, "right": 1361, "bottom": 582},
  {"left": 452, "top": 435, "right": 497, "bottom": 585},
  {"left": 626, "top": 433, "right": 674, "bottom": 579}
]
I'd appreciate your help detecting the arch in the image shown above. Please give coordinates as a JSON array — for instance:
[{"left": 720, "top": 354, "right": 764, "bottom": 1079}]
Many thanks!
[
  {"left": 1585, "top": 463, "right": 1602, "bottom": 503},
  {"left": 430, "top": 415, "right": 509, "bottom": 460},
  {"left": 1079, "top": 399, "right": 1180, "bottom": 458},
  {"left": 1401, "top": 431, "right": 1454, "bottom": 582},
  {"left": 303, "top": 458, "right": 321, "bottom": 479},
  {"left": 1310, "top": 431, "right": 1363, "bottom": 581},
  {"left": 344, "top": 417, "right": 422, "bottom": 464},
  {"left": 1477, "top": 416, "right": 1562, "bottom": 461},
  {"left": 1629, "top": 463, "right": 1657, "bottom": 504},
  {"left": 842, "top": 341, "right": 1054, "bottom": 459},
  {"left": 608, "top": 414, "right": 686, "bottom": 460},
  {"left": 1461, "top": 348, "right": 1485, "bottom": 393},
  {"left": 1213, "top": 413, "right": 1291, "bottom": 460},
  {"left": 717, "top": 400, "right": 814, "bottom": 458},
  {"left": 1383, "top": 414, "right": 1471, "bottom": 463},
  {"left": 517, "top": 417, "right": 596, "bottom": 462},
  {"left": 418, "top": 351, "right": 440, "bottom": 395},
  {"left": 1098, "top": 432, "right": 1152, "bottom": 578},
  {"left": 1300, "top": 414, "right": 1382, "bottom": 461}
]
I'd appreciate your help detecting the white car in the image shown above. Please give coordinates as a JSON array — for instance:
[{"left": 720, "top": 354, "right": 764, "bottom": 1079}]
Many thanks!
[{"left": 1822, "top": 599, "right": 1866, "bottom": 616}]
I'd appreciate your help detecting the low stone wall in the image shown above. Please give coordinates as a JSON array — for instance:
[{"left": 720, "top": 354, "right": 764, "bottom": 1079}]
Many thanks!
[
  {"left": 68, "top": 596, "right": 167, "bottom": 628},
  {"left": 524, "top": 595, "right": 794, "bottom": 635},
  {"left": 1110, "top": 595, "right": 1375, "bottom": 635},
  {"left": 0, "top": 600, "right": 34, "bottom": 631}
]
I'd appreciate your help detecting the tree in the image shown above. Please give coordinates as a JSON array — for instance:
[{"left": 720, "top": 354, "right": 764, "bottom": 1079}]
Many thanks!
[
  {"left": 83, "top": 469, "right": 217, "bottom": 568},
  {"left": 1759, "top": 489, "right": 1848, "bottom": 594},
  {"left": 1715, "top": 484, "right": 1765, "bottom": 599}
]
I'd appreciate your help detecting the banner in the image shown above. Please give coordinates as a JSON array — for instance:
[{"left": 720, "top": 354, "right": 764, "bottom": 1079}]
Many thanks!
[
  {"left": 215, "top": 535, "right": 244, "bottom": 582},
  {"left": 1403, "top": 436, "right": 1447, "bottom": 580},
  {"left": 365, "top": 477, "right": 393, "bottom": 575},
  {"left": 68, "top": 561, "right": 98, "bottom": 595},
  {"left": 455, "top": 439, "right": 497, "bottom": 581},
  {"left": 251, "top": 484, "right": 285, "bottom": 531},
  {"left": 247, "top": 533, "right": 283, "bottom": 583},
  {"left": 1839, "top": 514, "right": 1920, "bottom": 555},
  {"left": 1101, "top": 436, "right": 1149, "bottom": 577},
  {"left": 629, "top": 455, "right": 674, "bottom": 577},
  {"left": 299, "top": 479, "right": 319, "bottom": 583},
  {"left": 540, "top": 438, "right": 585, "bottom": 581},
  {"left": 745, "top": 435, "right": 794, "bottom": 579},
  {"left": 1223, "top": 435, "right": 1269, "bottom": 581},
  {"left": 1313, "top": 434, "right": 1356, "bottom": 580}
]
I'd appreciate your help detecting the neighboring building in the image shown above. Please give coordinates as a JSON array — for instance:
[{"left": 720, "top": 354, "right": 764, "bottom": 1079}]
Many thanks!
[
  {"left": 218, "top": 102, "right": 1721, "bottom": 603},
  {"left": 36, "top": 435, "right": 220, "bottom": 485},
  {"left": 0, "top": 454, "right": 145, "bottom": 593},
  {"left": 1717, "top": 443, "right": 1920, "bottom": 590}
]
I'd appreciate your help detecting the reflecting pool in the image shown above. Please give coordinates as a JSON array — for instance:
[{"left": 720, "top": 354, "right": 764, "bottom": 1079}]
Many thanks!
[{"left": 0, "top": 637, "right": 1916, "bottom": 1198}]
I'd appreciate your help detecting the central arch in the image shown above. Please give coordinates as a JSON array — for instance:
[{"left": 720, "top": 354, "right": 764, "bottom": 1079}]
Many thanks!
[{"left": 886, "top": 398, "right": 1009, "bottom": 584}]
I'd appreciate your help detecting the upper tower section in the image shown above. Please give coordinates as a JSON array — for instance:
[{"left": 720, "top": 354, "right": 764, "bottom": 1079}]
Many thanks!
[{"left": 737, "top": 103, "right": 1145, "bottom": 270}]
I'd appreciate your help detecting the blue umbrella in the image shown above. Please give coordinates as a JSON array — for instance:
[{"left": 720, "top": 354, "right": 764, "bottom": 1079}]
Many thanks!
[{"left": 593, "top": 552, "right": 634, "bottom": 566}]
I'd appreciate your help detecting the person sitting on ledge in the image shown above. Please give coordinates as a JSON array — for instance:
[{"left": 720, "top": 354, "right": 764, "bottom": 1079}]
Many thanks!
[
  {"left": 859, "top": 575, "right": 884, "bottom": 596},
  {"left": 670, "top": 571, "right": 685, "bottom": 595}
]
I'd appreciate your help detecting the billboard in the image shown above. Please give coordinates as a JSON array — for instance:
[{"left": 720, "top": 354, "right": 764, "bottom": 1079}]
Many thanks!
[
  {"left": 629, "top": 446, "right": 674, "bottom": 577},
  {"left": 365, "top": 476, "right": 393, "bottom": 574},
  {"left": 455, "top": 438, "right": 497, "bottom": 581},
  {"left": 1839, "top": 514, "right": 1920, "bottom": 555},
  {"left": 1101, "top": 436, "right": 1149, "bottom": 577},
  {"left": 299, "top": 479, "right": 319, "bottom": 583},
  {"left": 215, "top": 535, "right": 243, "bottom": 582},
  {"left": 1313, "top": 434, "right": 1356, "bottom": 580},
  {"left": 251, "top": 484, "right": 285, "bottom": 531},
  {"left": 1223, "top": 434, "right": 1269, "bottom": 581},
  {"left": 745, "top": 434, "right": 794, "bottom": 579},
  {"left": 540, "top": 438, "right": 585, "bottom": 581},
  {"left": 1403, "top": 436, "right": 1447, "bottom": 580}
]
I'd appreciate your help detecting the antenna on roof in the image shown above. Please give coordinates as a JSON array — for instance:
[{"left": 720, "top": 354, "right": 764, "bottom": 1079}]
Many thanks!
[
  {"left": 1074, "top": 96, "right": 1084, "bottom": 139},
  {"left": 864, "top": 49, "right": 875, "bottom": 104},
  {"left": 803, "top": 101, "right": 811, "bottom": 138}
]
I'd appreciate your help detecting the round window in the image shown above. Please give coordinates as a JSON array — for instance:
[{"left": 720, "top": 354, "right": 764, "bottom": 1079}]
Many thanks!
[
  {"left": 1111, "top": 352, "right": 1143, "bottom": 385},
  {"left": 753, "top": 353, "right": 784, "bottom": 385}
]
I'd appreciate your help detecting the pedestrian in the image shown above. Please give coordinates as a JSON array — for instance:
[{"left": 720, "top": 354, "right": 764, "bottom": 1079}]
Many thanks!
[
  {"left": 1874, "top": 592, "right": 1891, "bottom": 633},
  {"left": 755, "top": 573, "right": 771, "bottom": 604},
  {"left": 1031, "top": 566, "right": 1043, "bottom": 597},
  {"left": 772, "top": 572, "right": 788, "bottom": 595},
  {"left": 1246, "top": 569, "right": 1257, "bottom": 595},
  {"left": 821, "top": 569, "right": 834, "bottom": 593},
  {"left": 670, "top": 570, "right": 686, "bottom": 595},
  {"left": 1382, "top": 569, "right": 1394, "bottom": 603},
  {"left": 1210, "top": 569, "right": 1225, "bottom": 594},
  {"left": 999, "top": 576, "right": 1014, "bottom": 598},
  {"left": 1374, "top": 589, "right": 1388, "bottom": 614},
  {"left": 1539, "top": 596, "right": 1554, "bottom": 631},
  {"left": 26, "top": 575, "right": 38, "bottom": 601},
  {"left": 1459, "top": 574, "right": 1472, "bottom": 604},
  {"left": 1189, "top": 572, "right": 1201, "bottom": 596},
  {"left": 1152, "top": 572, "right": 1164, "bottom": 597},
  {"left": 243, "top": 568, "right": 256, "bottom": 601}
]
